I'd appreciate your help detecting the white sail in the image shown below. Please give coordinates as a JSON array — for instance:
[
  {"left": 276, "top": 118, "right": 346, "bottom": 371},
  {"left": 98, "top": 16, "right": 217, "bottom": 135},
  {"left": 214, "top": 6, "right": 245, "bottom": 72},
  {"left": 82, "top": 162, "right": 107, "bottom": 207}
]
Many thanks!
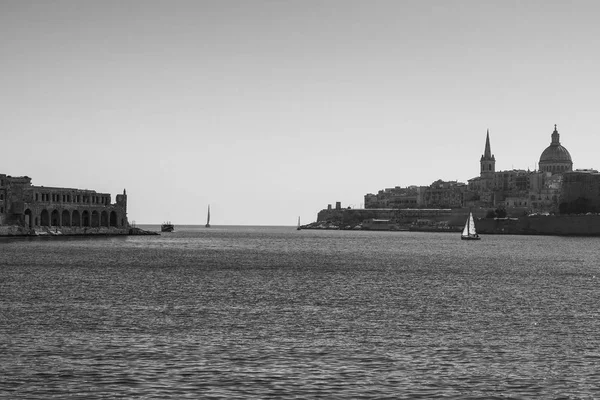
[
  {"left": 461, "top": 215, "right": 470, "bottom": 237},
  {"left": 461, "top": 211, "right": 479, "bottom": 239},
  {"left": 468, "top": 212, "right": 477, "bottom": 235}
]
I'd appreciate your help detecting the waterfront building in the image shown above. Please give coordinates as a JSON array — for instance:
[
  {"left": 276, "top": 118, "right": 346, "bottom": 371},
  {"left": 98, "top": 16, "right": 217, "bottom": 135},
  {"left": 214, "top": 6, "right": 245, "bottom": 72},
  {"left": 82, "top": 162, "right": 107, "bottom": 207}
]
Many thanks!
[
  {"left": 423, "top": 180, "right": 466, "bottom": 209},
  {"left": 467, "top": 125, "right": 573, "bottom": 212},
  {"left": 0, "top": 173, "right": 128, "bottom": 231},
  {"left": 559, "top": 169, "right": 600, "bottom": 213},
  {"left": 363, "top": 124, "right": 576, "bottom": 214},
  {"left": 364, "top": 186, "right": 423, "bottom": 209}
]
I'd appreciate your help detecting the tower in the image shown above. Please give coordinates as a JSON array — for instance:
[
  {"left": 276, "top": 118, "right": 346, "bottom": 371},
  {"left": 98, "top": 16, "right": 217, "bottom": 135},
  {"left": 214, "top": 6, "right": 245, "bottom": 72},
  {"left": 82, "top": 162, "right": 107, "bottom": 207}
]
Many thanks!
[
  {"left": 116, "top": 188, "right": 128, "bottom": 227},
  {"left": 480, "top": 129, "right": 496, "bottom": 178}
]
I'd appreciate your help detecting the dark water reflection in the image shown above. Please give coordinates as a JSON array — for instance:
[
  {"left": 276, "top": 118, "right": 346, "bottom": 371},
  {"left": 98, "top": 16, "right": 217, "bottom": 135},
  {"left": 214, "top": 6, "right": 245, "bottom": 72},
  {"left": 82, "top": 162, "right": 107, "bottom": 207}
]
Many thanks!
[{"left": 1, "top": 227, "right": 600, "bottom": 398}]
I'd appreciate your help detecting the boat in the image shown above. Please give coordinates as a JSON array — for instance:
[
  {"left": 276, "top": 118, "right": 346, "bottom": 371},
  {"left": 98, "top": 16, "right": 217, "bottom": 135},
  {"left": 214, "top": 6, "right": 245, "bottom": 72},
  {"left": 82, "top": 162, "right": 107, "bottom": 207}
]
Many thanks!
[
  {"left": 297, "top": 216, "right": 301, "bottom": 230},
  {"left": 205, "top": 205, "right": 211, "bottom": 228},
  {"left": 161, "top": 222, "right": 174, "bottom": 232},
  {"left": 461, "top": 210, "right": 480, "bottom": 240}
]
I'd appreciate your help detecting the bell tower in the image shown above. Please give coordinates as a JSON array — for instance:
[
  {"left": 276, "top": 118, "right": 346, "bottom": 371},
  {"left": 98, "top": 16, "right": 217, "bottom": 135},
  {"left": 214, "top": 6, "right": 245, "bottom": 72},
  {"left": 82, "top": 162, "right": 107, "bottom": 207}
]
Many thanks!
[{"left": 480, "top": 129, "right": 496, "bottom": 178}]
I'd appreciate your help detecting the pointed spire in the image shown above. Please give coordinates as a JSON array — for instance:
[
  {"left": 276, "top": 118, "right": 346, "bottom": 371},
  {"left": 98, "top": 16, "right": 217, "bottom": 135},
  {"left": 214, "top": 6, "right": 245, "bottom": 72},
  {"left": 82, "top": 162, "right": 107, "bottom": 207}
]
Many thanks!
[{"left": 484, "top": 129, "right": 493, "bottom": 159}]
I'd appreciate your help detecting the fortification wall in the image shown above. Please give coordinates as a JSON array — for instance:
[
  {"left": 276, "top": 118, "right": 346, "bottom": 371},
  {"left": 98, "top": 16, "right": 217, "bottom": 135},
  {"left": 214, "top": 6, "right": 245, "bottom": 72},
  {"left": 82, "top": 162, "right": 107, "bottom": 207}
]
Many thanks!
[
  {"left": 476, "top": 214, "right": 600, "bottom": 236},
  {"left": 316, "top": 208, "right": 468, "bottom": 227}
]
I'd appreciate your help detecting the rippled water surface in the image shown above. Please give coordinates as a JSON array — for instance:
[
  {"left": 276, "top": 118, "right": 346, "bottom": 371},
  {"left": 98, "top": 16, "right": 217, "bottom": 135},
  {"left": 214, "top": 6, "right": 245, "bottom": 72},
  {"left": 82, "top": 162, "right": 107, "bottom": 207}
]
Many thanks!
[{"left": 2, "top": 226, "right": 600, "bottom": 398}]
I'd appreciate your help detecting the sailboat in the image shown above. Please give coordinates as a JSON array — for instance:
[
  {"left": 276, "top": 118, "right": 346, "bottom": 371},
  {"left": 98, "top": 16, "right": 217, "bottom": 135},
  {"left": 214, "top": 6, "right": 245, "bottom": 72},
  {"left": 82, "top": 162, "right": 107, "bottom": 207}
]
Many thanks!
[
  {"left": 297, "top": 216, "right": 301, "bottom": 230},
  {"left": 205, "top": 205, "right": 211, "bottom": 228},
  {"left": 461, "top": 210, "right": 480, "bottom": 240}
]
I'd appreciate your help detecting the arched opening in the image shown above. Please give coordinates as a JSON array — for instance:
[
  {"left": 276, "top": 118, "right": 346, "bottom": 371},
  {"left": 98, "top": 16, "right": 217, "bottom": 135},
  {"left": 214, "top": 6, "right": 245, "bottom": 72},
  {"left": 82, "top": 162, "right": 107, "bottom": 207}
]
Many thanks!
[
  {"left": 62, "top": 210, "right": 71, "bottom": 227},
  {"left": 24, "top": 209, "right": 33, "bottom": 228},
  {"left": 51, "top": 210, "right": 60, "bottom": 226},
  {"left": 91, "top": 210, "right": 99, "bottom": 227},
  {"left": 110, "top": 211, "right": 118, "bottom": 227},
  {"left": 101, "top": 211, "right": 109, "bottom": 227},
  {"left": 82, "top": 210, "right": 90, "bottom": 227},
  {"left": 72, "top": 210, "right": 81, "bottom": 227},
  {"left": 40, "top": 209, "right": 50, "bottom": 226}
]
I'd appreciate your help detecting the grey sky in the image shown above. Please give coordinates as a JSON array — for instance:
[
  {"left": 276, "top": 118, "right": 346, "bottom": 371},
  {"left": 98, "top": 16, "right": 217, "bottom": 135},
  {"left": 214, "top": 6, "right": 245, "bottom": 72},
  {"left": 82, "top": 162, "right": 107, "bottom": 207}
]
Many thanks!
[{"left": 2, "top": 1, "right": 599, "bottom": 225}]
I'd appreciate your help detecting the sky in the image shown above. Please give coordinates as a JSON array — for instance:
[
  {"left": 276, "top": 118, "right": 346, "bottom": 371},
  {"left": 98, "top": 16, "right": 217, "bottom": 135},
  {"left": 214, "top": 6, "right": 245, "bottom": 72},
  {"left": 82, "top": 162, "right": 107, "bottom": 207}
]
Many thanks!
[{"left": 2, "top": 1, "right": 600, "bottom": 225}]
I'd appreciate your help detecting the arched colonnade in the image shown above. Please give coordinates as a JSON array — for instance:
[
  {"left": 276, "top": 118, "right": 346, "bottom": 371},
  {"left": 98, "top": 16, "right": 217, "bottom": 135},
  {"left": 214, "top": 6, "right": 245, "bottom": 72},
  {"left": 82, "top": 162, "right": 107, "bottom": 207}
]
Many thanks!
[{"left": 23, "top": 208, "right": 120, "bottom": 229}]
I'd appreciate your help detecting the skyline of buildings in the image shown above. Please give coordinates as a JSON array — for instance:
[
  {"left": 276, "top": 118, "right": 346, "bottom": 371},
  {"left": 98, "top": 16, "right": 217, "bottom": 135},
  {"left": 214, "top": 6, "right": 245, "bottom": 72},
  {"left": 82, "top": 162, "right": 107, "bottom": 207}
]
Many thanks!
[{"left": 364, "top": 125, "right": 596, "bottom": 212}]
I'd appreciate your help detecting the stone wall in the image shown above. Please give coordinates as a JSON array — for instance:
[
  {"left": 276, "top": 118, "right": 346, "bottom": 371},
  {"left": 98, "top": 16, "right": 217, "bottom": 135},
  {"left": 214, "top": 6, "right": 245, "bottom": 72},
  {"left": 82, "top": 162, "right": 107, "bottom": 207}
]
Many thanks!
[
  {"left": 317, "top": 208, "right": 467, "bottom": 227},
  {"left": 476, "top": 214, "right": 600, "bottom": 236}
]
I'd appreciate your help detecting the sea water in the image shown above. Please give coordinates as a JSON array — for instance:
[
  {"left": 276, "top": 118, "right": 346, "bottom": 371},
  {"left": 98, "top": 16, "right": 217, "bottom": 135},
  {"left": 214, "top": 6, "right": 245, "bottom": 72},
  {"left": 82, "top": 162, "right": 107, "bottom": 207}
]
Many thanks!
[{"left": 1, "top": 226, "right": 599, "bottom": 399}]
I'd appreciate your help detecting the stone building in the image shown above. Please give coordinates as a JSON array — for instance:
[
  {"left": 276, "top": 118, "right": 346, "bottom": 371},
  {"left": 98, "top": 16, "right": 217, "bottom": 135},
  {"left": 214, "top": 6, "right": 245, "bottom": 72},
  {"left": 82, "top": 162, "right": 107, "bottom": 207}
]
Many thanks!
[
  {"left": 364, "top": 181, "right": 466, "bottom": 209},
  {"left": 0, "top": 173, "right": 128, "bottom": 232},
  {"left": 468, "top": 125, "right": 572, "bottom": 212},
  {"left": 423, "top": 180, "right": 466, "bottom": 208},
  {"left": 362, "top": 124, "right": 579, "bottom": 215},
  {"left": 364, "top": 186, "right": 422, "bottom": 209},
  {"left": 559, "top": 169, "right": 600, "bottom": 214}
]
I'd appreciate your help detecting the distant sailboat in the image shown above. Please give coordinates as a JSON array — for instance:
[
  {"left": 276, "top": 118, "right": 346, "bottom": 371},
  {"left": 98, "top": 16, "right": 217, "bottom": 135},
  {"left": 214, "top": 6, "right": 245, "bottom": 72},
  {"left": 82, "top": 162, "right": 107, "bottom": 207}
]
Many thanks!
[
  {"left": 205, "top": 205, "right": 211, "bottom": 228},
  {"left": 461, "top": 209, "right": 480, "bottom": 240},
  {"left": 297, "top": 216, "right": 301, "bottom": 230}
]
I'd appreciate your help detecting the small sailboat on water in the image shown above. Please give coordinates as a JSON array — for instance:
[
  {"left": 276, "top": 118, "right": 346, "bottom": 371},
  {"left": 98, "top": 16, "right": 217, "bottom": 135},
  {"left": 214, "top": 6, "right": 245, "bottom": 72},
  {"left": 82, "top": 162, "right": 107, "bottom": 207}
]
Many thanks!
[
  {"left": 205, "top": 205, "right": 211, "bottom": 228},
  {"left": 461, "top": 210, "right": 480, "bottom": 240},
  {"left": 297, "top": 216, "right": 301, "bottom": 230}
]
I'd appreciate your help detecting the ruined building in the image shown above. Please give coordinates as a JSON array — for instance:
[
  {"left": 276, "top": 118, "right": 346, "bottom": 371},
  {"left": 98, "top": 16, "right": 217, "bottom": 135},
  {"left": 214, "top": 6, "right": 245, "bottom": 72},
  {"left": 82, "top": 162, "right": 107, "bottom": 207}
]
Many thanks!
[{"left": 0, "top": 173, "right": 128, "bottom": 234}]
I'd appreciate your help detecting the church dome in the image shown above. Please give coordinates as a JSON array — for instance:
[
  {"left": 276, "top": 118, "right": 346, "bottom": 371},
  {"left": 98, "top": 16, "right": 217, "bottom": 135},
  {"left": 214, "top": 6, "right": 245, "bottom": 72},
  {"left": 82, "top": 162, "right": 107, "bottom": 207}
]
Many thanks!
[
  {"left": 540, "top": 144, "right": 572, "bottom": 163},
  {"left": 539, "top": 125, "right": 572, "bottom": 174}
]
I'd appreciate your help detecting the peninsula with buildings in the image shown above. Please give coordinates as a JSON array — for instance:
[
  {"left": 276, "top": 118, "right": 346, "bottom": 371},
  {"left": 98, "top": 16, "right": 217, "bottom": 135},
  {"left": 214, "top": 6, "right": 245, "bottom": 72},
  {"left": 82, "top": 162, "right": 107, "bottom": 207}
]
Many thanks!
[
  {"left": 0, "top": 174, "right": 133, "bottom": 236},
  {"left": 306, "top": 125, "right": 600, "bottom": 235}
]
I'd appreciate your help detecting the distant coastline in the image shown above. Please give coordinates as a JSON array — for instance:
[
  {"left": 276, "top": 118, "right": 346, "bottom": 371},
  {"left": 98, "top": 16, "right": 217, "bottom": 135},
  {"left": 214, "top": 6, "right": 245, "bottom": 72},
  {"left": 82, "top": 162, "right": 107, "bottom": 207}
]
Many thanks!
[{"left": 301, "top": 207, "right": 600, "bottom": 236}]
